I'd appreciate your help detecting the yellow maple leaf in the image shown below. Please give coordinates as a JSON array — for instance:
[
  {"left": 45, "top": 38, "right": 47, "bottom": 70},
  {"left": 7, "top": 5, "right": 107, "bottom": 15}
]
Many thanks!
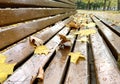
[
  {"left": 0, "top": 54, "right": 6, "bottom": 63},
  {"left": 66, "top": 35, "right": 75, "bottom": 39},
  {"left": 74, "top": 29, "right": 96, "bottom": 36},
  {"left": 77, "top": 37, "right": 88, "bottom": 43},
  {"left": 0, "top": 73, "right": 8, "bottom": 83},
  {"left": 87, "top": 22, "right": 96, "bottom": 28},
  {"left": 34, "top": 45, "right": 49, "bottom": 55},
  {"left": 69, "top": 52, "right": 85, "bottom": 64},
  {"left": 0, "top": 54, "right": 16, "bottom": 83}
]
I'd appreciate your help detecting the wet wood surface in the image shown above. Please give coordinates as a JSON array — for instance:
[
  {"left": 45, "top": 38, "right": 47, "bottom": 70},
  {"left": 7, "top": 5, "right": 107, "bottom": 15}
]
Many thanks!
[
  {"left": 0, "top": 8, "right": 75, "bottom": 26},
  {"left": 43, "top": 46, "right": 71, "bottom": 84},
  {"left": 0, "top": 11, "right": 76, "bottom": 50},
  {"left": 41, "top": 29, "right": 77, "bottom": 84},
  {"left": 94, "top": 15, "right": 120, "bottom": 36},
  {"left": 0, "top": 0, "right": 75, "bottom": 8},
  {"left": 65, "top": 35, "right": 88, "bottom": 84},
  {"left": 1, "top": 18, "right": 72, "bottom": 64},
  {"left": 4, "top": 26, "right": 70, "bottom": 84},
  {"left": 90, "top": 27, "right": 120, "bottom": 84},
  {"left": 91, "top": 16, "right": 120, "bottom": 61}
]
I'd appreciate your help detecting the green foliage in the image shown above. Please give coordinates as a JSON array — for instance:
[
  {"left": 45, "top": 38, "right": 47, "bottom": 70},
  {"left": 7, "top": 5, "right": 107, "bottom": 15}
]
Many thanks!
[{"left": 76, "top": 0, "right": 118, "bottom": 10}]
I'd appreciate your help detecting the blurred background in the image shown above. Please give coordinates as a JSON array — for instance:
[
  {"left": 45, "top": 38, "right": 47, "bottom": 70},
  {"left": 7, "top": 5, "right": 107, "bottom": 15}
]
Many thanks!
[{"left": 76, "top": 0, "right": 120, "bottom": 11}]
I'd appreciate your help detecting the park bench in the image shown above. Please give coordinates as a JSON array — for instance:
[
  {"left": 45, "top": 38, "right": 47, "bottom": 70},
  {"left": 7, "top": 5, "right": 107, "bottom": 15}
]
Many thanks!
[{"left": 0, "top": 0, "right": 120, "bottom": 84}]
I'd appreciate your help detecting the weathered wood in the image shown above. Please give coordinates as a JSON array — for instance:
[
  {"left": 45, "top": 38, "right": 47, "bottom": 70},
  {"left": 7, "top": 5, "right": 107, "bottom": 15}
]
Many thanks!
[
  {"left": 57, "top": 0, "right": 76, "bottom": 5},
  {"left": 94, "top": 15, "right": 120, "bottom": 36},
  {"left": 0, "top": 8, "right": 75, "bottom": 26},
  {"left": 0, "top": 11, "right": 76, "bottom": 50},
  {"left": 43, "top": 45, "right": 71, "bottom": 84},
  {"left": 68, "top": 0, "right": 76, "bottom": 3},
  {"left": 4, "top": 26, "right": 70, "bottom": 84},
  {"left": 0, "top": 0, "right": 75, "bottom": 8},
  {"left": 42, "top": 29, "right": 76, "bottom": 84},
  {"left": 65, "top": 31, "right": 89, "bottom": 84},
  {"left": 90, "top": 27, "right": 120, "bottom": 84},
  {"left": 91, "top": 16, "right": 120, "bottom": 62},
  {"left": 1, "top": 18, "right": 72, "bottom": 64}
]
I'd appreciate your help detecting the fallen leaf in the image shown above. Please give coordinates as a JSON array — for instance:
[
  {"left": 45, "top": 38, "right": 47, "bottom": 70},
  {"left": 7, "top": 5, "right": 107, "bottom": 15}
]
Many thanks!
[
  {"left": 58, "top": 34, "right": 70, "bottom": 44},
  {"left": 66, "top": 21, "right": 79, "bottom": 29},
  {"left": 0, "top": 54, "right": 6, "bottom": 63},
  {"left": 69, "top": 52, "right": 85, "bottom": 64},
  {"left": 87, "top": 22, "right": 96, "bottom": 28},
  {"left": 0, "top": 54, "right": 16, "bottom": 83},
  {"left": 66, "top": 35, "right": 75, "bottom": 39},
  {"left": 111, "top": 24, "right": 116, "bottom": 26},
  {"left": 34, "top": 45, "right": 49, "bottom": 55},
  {"left": 74, "top": 29, "right": 96, "bottom": 36},
  {"left": 80, "top": 23, "right": 87, "bottom": 27},
  {"left": 37, "top": 67, "right": 44, "bottom": 81},
  {"left": 0, "top": 73, "right": 8, "bottom": 83},
  {"left": 29, "top": 36, "right": 43, "bottom": 47},
  {"left": 77, "top": 37, "right": 89, "bottom": 43}
]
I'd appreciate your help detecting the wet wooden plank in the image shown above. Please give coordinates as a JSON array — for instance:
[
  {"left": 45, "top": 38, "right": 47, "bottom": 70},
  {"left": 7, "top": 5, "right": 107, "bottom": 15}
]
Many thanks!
[
  {"left": 0, "top": 11, "right": 76, "bottom": 50},
  {"left": 94, "top": 15, "right": 120, "bottom": 36},
  {"left": 43, "top": 45, "right": 71, "bottom": 84},
  {"left": 65, "top": 32, "right": 89, "bottom": 84},
  {"left": 1, "top": 18, "right": 72, "bottom": 65},
  {"left": 42, "top": 29, "right": 76, "bottom": 84},
  {"left": 0, "top": 8, "right": 75, "bottom": 26},
  {"left": 90, "top": 27, "right": 120, "bottom": 84},
  {"left": 4, "top": 26, "right": 70, "bottom": 84},
  {"left": 0, "top": 0, "right": 75, "bottom": 8},
  {"left": 91, "top": 16, "right": 120, "bottom": 62}
]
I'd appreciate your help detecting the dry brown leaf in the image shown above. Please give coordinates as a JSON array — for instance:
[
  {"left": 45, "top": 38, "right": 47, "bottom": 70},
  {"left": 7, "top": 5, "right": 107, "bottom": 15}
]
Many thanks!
[
  {"left": 66, "top": 21, "right": 79, "bottom": 29},
  {"left": 59, "top": 34, "right": 70, "bottom": 44},
  {"left": 111, "top": 24, "right": 116, "bottom": 26},
  {"left": 29, "top": 36, "right": 43, "bottom": 47},
  {"left": 37, "top": 67, "right": 44, "bottom": 81}
]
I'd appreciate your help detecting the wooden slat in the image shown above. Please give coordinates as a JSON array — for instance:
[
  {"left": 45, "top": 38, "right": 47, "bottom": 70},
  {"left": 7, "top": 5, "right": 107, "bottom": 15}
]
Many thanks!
[
  {"left": 65, "top": 31, "right": 89, "bottom": 84},
  {"left": 56, "top": 0, "right": 76, "bottom": 5},
  {"left": 42, "top": 29, "right": 76, "bottom": 84},
  {"left": 69, "top": 0, "right": 76, "bottom": 3},
  {"left": 90, "top": 27, "right": 120, "bottom": 84},
  {"left": 0, "top": 0, "right": 75, "bottom": 8},
  {"left": 91, "top": 16, "right": 120, "bottom": 62},
  {"left": 0, "top": 11, "right": 76, "bottom": 50},
  {"left": 0, "top": 8, "right": 75, "bottom": 26},
  {"left": 1, "top": 18, "right": 72, "bottom": 65},
  {"left": 94, "top": 15, "right": 120, "bottom": 36},
  {"left": 4, "top": 26, "right": 70, "bottom": 84},
  {"left": 43, "top": 43, "right": 71, "bottom": 84}
]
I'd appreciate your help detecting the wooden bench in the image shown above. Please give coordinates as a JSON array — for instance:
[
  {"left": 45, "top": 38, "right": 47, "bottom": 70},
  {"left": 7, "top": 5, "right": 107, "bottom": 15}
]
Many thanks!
[
  {"left": 91, "top": 15, "right": 120, "bottom": 64},
  {"left": 0, "top": 0, "right": 120, "bottom": 84},
  {"left": 0, "top": 0, "right": 76, "bottom": 83},
  {"left": 94, "top": 15, "right": 120, "bottom": 36}
]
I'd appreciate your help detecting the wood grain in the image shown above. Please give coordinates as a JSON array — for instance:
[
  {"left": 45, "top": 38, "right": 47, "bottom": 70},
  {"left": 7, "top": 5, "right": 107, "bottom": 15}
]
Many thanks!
[
  {"left": 0, "top": 11, "right": 76, "bottom": 49},
  {"left": 90, "top": 27, "right": 120, "bottom": 84},
  {"left": 4, "top": 26, "right": 70, "bottom": 84},
  {"left": 0, "top": 8, "right": 75, "bottom": 26}
]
